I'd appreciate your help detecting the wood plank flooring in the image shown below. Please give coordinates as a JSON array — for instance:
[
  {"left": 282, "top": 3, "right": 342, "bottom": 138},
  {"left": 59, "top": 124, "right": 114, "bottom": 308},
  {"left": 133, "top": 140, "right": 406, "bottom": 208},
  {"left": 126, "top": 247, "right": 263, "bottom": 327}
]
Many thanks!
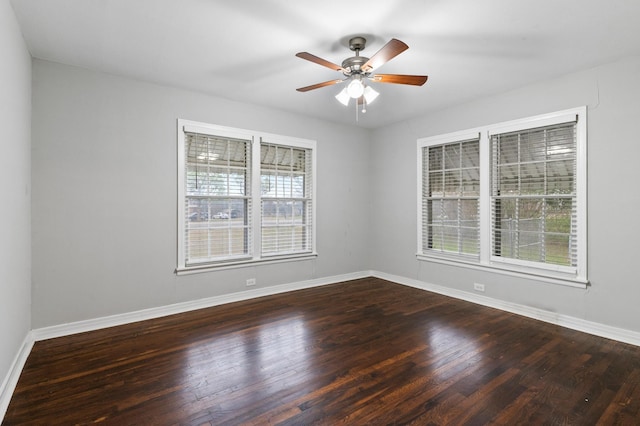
[{"left": 4, "top": 277, "right": 640, "bottom": 425}]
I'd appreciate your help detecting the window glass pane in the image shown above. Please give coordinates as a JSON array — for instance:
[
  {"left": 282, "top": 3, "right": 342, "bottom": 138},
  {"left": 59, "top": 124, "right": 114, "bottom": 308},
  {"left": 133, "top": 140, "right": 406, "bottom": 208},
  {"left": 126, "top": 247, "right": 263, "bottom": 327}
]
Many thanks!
[
  {"left": 547, "top": 126, "right": 576, "bottom": 159},
  {"left": 461, "top": 167, "right": 480, "bottom": 196},
  {"left": 547, "top": 160, "right": 574, "bottom": 194},
  {"left": 292, "top": 173, "right": 305, "bottom": 198},
  {"left": 442, "top": 199, "right": 459, "bottom": 222},
  {"left": 519, "top": 130, "right": 546, "bottom": 162},
  {"left": 444, "top": 144, "right": 460, "bottom": 169},
  {"left": 292, "top": 148, "right": 307, "bottom": 172},
  {"left": 429, "top": 171, "right": 443, "bottom": 196},
  {"left": 518, "top": 229, "right": 543, "bottom": 263},
  {"left": 205, "top": 169, "right": 228, "bottom": 196},
  {"left": 185, "top": 166, "right": 202, "bottom": 194},
  {"left": 261, "top": 173, "right": 275, "bottom": 196},
  {"left": 428, "top": 146, "right": 443, "bottom": 170},
  {"left": 276, "top": 200, "right": 294, "bottom": 223},
  {"left": 261, "top": 144, "right": 277, "bottom": 170},
  {"left": 428, "top": 225, "right": 443, "bottom": 251},
  {"left": 545, "top": 198, "right": 572, "bottom": 234},
  {"left": 460, "top": 199, "right": 479, "bottom": 223},
  {"left": 441, "top": 226, "right": 458, "bottom": 252},
  {"left": 292, "top": 201, "right": 305, "bottom": 224},
  {"left": 207, "top": 139, "right": 231, "bottom": 165},
  {"left": 275, "top": 175, "right": 291, "bottom": 198},
  {"left": 497, "top": 198, "right": 517, "bottom": 223},
  {"left": 277, "top": 148, "right": 292, "bottom": 170},
  {"left": 520, "top": 163, "right": 545, "bottom": 194},
  {"left": 545, "top": 234, "right": 571, "bottom": 266},
  {"left": 498, "top": 135, "right": 518, "bottom": 164},
  {"left": 260, "top": 142, "right": 312, "bottom": 256},
  {"left": 461, "top": 227, "right": 479, "bottom": 255},
  {"left": 520, "top": 198, "right": 543, "bottom": 220},
  {"left": 498, "top": 164, "right": 519, "bottom": 194},
  {"left": 228, "top": 170, "right": 246, "bottom": 196},
  {"left": 444, "top": 170, "right": 460, "bottom": 195},
  {"left": 495, "top": 229, "right": 513, "bottom": 258},
  {"left": 262, "top": 199, "right": 277, "bottom": 218},
  {"left": 427, "top": 199, "right": 443, "bottom": 225},
  {"left": 461, "top": 141, "right": 479, "bottom": 168}
]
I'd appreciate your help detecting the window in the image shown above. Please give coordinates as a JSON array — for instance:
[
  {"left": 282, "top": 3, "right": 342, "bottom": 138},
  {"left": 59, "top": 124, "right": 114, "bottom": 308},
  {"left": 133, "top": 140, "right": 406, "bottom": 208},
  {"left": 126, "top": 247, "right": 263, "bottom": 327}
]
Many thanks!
[
  {"left": 418, "top": 107, "right": 587, "bottom": 286},
  {"left": 422, "top": 137, "right": 480, "bottom": 257},
  {"left": 177, "top": 120, "right": 316, "bottom": 272},
  {"left": 261, "top": 143, "right": 313, "bottom": 256},
  {"left": 183, "top": 132, "right": 252, "bottom": 264},
  {"left": 491, "top": 122, "right": 577, "bottom": 268}
]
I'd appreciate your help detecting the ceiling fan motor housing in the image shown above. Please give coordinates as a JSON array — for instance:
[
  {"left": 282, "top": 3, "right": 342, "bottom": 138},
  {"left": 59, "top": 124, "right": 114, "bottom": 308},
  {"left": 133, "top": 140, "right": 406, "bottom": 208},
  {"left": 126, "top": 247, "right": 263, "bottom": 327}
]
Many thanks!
[
  {"left": 342, "top": 56, "right": 369, "bottom": 75},
  {"left": 342, "top": 36, "right": 370, "bottom": 75}
]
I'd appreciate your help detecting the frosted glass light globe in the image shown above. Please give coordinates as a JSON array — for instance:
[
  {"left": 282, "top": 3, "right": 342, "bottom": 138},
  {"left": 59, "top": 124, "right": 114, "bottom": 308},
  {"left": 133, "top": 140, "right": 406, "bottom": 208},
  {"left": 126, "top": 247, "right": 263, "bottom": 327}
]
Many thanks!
[{"left": 346, "top": 79, "right": 365, "bottom": 98}]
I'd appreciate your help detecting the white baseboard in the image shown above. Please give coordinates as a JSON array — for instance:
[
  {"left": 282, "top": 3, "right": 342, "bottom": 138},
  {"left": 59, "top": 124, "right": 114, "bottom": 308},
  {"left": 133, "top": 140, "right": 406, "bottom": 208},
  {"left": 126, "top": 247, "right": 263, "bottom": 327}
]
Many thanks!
[
  {"left": 31, "top": 270, "right": 370, "bottom": 342},
  {"left": 0, "top": 332, "right": 35, "bottom": 421},
  {"left": 371, "top": 270, "right": 640, "bottom": 347}
]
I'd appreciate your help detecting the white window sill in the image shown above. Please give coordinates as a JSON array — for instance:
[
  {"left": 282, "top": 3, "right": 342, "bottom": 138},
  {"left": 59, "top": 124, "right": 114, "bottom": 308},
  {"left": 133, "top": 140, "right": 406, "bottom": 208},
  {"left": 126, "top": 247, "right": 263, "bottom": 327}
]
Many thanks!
[
  {"left": 416, "top": 253, "right": 588, "bottom": 289},
  {"left": 176, "top": 252, "right": 318, "bottom": 275}
]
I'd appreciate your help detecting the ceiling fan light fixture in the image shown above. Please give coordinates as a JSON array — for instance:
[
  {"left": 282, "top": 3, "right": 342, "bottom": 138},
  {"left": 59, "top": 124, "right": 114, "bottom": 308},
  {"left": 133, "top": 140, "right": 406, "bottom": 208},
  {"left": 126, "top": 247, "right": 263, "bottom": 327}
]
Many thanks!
[
  {"left": 335, "top": 87, "right": 350, "bottom": 106},
  {"left": 363, "top": 86, "right": 379, "bottom": 104},
  {"left": 346, "top": 77, "right": 365, "bottom": 98}
]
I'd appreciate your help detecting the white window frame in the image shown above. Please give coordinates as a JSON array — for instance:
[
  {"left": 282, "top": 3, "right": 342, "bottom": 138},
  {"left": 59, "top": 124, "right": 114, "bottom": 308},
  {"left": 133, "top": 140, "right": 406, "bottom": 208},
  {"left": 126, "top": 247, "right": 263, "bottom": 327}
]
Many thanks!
[
  {"left": 177, "top": 119, "right": 317, "bottom": 274},
  {"left": 417, "top": 107, "right": 588, "bottom": 287}
]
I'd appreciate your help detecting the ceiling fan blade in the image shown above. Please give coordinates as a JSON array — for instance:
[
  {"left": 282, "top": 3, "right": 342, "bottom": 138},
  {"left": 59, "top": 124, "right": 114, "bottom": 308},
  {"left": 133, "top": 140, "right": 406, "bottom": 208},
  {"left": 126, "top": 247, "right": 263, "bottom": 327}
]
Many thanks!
[
  {"left": 296, "top": 52, "right": 345, "bottom": 72},
  {"left": 362, "top": 38, "right": 409, "bottom": 72},
  {"left": 372, "top": 74, "right": 428, "bottom": 86},
  {"left": 296, "top": 79, "right": 343, "bottom": 92}
]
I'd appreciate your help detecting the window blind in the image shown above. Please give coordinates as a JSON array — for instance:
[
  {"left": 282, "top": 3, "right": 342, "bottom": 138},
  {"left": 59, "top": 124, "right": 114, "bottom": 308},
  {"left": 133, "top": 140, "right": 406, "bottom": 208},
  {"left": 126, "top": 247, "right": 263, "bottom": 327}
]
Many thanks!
[
  {"left": 491, "top": 121, "right": 577, "bottom": 267},
  {"left": 184, "top": 132, "right": 251, "bottom": 265},
  {"left": 422, "top": 138, "right": 480, "bottom": 256},
  {"left": 260, "top": 142, "right": 313, "bottom": 256}
]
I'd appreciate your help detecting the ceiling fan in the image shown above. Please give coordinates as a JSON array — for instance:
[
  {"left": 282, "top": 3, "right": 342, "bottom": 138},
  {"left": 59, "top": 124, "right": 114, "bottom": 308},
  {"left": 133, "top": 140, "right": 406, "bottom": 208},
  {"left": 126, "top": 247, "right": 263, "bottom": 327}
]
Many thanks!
[{"left": 296, "top": 36, "right": 428, "bottom": 110}]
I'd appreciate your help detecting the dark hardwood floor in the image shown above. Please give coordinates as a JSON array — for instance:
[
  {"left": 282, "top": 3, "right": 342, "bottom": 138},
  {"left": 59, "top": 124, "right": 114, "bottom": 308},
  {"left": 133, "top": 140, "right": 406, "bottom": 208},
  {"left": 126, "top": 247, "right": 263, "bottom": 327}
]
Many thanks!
[{"left": 4, "top": 277, "right": 640, "bottom": 425}]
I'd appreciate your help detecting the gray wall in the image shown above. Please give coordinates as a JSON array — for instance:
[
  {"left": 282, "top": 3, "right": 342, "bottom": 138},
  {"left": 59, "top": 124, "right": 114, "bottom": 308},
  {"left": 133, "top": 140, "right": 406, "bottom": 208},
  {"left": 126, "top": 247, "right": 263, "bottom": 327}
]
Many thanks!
[
  {"left": 370, "top": 55, "right": 640, "bottom": 333},
  {"left": 0, "top": 0, "right": 31, "bottom": 388},
  {"left": 31, "top": 60, "right": 371, "bottom": 328}
]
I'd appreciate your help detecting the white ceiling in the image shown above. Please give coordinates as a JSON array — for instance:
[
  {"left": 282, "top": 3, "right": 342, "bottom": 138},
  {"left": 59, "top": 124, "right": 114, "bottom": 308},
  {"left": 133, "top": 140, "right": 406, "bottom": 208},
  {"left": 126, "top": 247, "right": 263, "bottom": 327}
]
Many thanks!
[{"left": 10, "top": 0, "right": 640, "bottom": 129}]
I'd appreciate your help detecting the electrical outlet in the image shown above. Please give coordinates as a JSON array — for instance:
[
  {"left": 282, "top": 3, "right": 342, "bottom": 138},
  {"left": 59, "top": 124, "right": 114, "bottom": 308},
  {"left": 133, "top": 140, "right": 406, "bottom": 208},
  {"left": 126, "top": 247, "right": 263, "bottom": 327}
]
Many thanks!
[
  {"left": 246, "top": 278, "right": 256, "bottom": 287},
  {"left": 473, "top": 283, "right": 485, "bottom": 292}
]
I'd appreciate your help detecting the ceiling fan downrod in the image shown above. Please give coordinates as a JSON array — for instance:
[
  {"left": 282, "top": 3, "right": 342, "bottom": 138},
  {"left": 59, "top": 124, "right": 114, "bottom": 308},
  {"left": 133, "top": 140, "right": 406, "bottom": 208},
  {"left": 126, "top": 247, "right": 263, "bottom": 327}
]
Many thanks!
[{"left": 342, "top": 37, "right": 370, "bottom": 76}]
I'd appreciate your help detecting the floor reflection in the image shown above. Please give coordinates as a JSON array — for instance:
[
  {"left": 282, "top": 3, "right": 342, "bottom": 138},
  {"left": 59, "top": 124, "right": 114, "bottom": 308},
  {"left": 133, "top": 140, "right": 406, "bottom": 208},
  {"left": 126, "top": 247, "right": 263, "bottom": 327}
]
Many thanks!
[
  {"left": 183, "top": 314, "right": 312, "bottom": 415},
  {"left": 425, "top": 319, "right": 484, "bottom": 378}
]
